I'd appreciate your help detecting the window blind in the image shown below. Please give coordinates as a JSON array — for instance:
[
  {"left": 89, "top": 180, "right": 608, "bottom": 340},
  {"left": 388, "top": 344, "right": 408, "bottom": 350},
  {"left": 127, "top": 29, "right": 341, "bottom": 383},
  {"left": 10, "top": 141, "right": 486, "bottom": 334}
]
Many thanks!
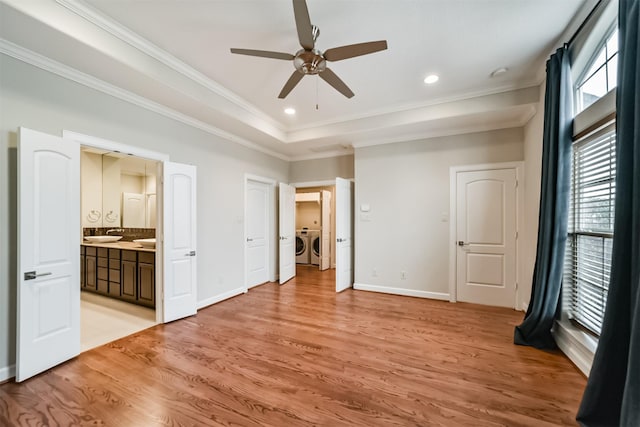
[{"left": 567, "top": 125, "right": 616, "bottom": 335}]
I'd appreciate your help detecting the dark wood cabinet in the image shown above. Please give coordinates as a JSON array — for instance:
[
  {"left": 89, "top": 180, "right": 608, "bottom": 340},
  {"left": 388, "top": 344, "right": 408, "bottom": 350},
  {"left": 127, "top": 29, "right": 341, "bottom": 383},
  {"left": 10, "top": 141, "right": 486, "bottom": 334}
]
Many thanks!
[
  {"left": 81, "top": 244, "right": 154, "bottom": 308},
  {"left": 137, "top": 251, "right": 155, "bottom": 308},
  {"left": 85, "top": 246, "right": 97, "bottom": 291},
  {"left": 121, "top": 250, "right": 138, "bottom": 302}
]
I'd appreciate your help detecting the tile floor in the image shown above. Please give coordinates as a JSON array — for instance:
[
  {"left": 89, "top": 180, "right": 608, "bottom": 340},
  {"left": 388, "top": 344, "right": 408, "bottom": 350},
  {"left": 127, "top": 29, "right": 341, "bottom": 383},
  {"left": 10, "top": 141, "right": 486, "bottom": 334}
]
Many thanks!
[{"left": 81, "top": 291, "right": 156, "bottom": 352}]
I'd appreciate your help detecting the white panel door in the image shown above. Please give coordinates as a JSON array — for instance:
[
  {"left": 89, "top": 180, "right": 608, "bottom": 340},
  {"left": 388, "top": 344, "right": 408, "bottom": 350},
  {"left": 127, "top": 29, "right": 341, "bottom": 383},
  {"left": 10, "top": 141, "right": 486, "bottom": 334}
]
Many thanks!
[
  {"left": 163, "top": 162, "right": 197, "bottom": 322},
  {"left": 335, "top": 178, "right": 353, "bottom": 292},
  {"left": 456, "top": 168, "right": 517, "bottom": 307},
  {"left": 320, "top": 190, "right": 331, "bottom": 271},
  {"left": 279, "top": 183, "right": 295, "bottom": 284},
  {"left": 17, "top": 127, "right": 80, "bottom": 382},
  {"left": 246, "top": 180, "right": 269, "bottom": 288}
]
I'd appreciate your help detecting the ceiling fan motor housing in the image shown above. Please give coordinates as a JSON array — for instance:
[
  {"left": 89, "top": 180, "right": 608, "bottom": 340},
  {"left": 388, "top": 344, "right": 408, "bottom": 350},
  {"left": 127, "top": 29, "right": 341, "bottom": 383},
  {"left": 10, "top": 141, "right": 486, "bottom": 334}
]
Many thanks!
[{"left": 294, "top": 49, "right": 326, "bottom": 74}]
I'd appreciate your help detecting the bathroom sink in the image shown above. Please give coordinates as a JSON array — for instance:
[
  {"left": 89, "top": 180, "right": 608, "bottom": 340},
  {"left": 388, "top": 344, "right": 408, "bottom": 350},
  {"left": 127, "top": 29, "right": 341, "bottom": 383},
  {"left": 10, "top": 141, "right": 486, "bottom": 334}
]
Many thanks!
[
  {"left": 84, "top": 235, "right": 123, "bottom": 243},
  {"left": 133, "top": 238, "right": 156, "bottom": 248}
]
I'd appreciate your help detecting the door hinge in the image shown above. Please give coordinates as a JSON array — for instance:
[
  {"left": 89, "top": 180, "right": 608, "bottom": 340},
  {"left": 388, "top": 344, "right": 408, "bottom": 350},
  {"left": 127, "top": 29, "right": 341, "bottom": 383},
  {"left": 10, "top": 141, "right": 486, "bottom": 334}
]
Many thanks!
[
  {"left": 515, "top": 180, "right": 519, "bottom": 188},
  {"left": 515, "top": 231, "right": 518, "bottom": 239},
  {"left": 515, "top": 282, "right": 519, "bottom": 290}
]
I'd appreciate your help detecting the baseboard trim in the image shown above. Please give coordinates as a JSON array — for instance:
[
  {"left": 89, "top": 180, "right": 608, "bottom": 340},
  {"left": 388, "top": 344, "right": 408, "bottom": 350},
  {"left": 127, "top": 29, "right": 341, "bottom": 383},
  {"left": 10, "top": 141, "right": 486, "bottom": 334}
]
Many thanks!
[
  {"left": 353, "top": 283, "right": 450, "bottom": 301},
  {"left": 197, "top": 287, "right": 246, "bottom": 310},
  {"left": 553, "top": 320, "right": 597, "bottom": 377},
  {"left": 0, "top": 364, "right": 15, "bottom": 383}
]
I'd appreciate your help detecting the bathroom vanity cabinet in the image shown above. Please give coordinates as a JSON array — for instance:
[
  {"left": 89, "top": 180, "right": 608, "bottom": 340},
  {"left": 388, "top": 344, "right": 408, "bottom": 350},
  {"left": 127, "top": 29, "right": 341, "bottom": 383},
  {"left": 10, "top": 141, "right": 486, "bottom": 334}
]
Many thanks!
[{"left": 81, "top": 243, "right": 155, "bottom": 308}]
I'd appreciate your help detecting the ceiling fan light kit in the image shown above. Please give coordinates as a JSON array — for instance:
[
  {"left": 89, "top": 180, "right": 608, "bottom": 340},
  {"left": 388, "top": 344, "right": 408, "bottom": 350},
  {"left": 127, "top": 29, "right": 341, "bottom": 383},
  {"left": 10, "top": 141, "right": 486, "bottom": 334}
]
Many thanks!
[{"left": 230, "top": 0, "right": 387, "bottom": 99}]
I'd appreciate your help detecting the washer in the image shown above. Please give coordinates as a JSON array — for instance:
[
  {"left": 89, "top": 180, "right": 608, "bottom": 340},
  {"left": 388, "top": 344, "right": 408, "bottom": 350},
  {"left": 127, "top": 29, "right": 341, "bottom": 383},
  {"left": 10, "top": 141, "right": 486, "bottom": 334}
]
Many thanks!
[
  {"left": 295, "top": 230, "right": 310, "bottom": 264},
  {"left": 309, "top": 230, "right": 320, "bottom": 265}
]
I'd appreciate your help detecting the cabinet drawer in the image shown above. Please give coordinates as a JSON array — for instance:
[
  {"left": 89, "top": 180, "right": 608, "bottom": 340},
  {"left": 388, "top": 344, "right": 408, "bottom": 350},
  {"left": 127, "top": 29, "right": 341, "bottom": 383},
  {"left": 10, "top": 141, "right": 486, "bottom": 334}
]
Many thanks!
[
  {"left": 97, "top": 248, "right": 108, "bottom": 258},
  {"left": 98, "top": 267, "right": 108, "bottom": 281},
  {"left": 109, "top": 268, "right": 121, "bottom": 283},
  {"left": 97, "top": 257, "right": 108, "bottom": 268},
  {"left": 109, "top": 249, "right": 121, "bottom": 259},
  {"left": 138, "top": 252, "right": 155, "bottom": 264},
  {"left": 85, "top": 246, "right": 97, "bottom": 256},
  {"left": 109, "top": 259, "right": 120, "bottom": 269},
  {"left": 122, "top": 250, "right": 137, "bottom": 262}
]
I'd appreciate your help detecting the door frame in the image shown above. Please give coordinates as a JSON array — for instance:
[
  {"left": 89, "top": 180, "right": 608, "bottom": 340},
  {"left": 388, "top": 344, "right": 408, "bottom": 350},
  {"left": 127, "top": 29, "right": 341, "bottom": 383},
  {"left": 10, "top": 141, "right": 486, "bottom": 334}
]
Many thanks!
[
  {"left": 63, "top": 130, "right": 169, "bottom": 324},
  {"left": 448, "top": 161, "right": 524, "bottom": 306},
  {"left": 244, "top": 174, "right": 277, "bottom": 288}
]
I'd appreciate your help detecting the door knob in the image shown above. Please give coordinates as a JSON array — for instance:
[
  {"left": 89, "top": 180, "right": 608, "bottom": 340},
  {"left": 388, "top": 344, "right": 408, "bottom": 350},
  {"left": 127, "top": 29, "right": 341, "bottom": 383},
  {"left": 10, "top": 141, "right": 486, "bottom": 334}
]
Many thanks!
[
  {"left": 247, "top": 238, "right": 253, "bottom": 242},
  {"left": 184, "top": 250, "right": 196, "bottom": 257},
  {"left": 458, "top": 241, "right": 468, "bottom": 246}
]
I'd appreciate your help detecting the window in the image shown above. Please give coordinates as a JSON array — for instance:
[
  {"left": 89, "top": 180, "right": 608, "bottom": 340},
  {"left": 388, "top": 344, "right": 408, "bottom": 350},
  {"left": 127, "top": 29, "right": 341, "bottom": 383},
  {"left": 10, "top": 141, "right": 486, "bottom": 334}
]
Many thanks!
[
  {"left": 575, "top": 29, "right": 618, "bottom": 112},
  {"left": 565, "top": 126, "right": 616, "bottom": 335}
]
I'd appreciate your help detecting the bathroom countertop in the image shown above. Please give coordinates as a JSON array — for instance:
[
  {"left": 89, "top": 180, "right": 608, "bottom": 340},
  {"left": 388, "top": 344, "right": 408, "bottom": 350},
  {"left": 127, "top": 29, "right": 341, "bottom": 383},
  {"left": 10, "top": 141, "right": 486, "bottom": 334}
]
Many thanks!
[{"left": 81, "top": 241, "right": 156, "bottom": 253}]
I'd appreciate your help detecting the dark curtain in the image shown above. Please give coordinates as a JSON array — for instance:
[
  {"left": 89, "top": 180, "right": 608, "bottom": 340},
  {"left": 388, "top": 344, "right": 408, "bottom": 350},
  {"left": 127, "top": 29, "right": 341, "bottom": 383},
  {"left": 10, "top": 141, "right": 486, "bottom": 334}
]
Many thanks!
[
  {"left": 577, "top": 0, "right": 640, "bottom": 425},
  {"left": 513, "top": 46, "right": 572, "bottom": 349}
]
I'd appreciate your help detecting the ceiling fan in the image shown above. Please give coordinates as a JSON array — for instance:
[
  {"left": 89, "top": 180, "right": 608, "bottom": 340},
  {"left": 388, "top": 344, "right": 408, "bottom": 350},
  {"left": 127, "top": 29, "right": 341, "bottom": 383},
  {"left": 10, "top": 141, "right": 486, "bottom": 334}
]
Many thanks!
[{"left": 230, "top": 0, "right": 387, "bottom": 99}]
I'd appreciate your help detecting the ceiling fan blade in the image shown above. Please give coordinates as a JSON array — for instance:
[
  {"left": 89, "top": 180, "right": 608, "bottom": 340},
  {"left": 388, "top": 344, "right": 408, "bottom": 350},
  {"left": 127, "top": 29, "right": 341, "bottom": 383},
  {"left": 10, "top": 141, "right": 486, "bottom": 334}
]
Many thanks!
[
  {"left": 230, "top": 48, "right": 294, "bottom": 61},
  {"left": 324, "top": 40, "right": 388, "bottom": 62},
  {"left": 278, "top": 71, "right": 305, "bottom": 99},
  {"left": 319, "top": 68, "right": 354, "bottom": 98},
  {"left": 293, "top": 0, "right": 315, "bottom": 50}
]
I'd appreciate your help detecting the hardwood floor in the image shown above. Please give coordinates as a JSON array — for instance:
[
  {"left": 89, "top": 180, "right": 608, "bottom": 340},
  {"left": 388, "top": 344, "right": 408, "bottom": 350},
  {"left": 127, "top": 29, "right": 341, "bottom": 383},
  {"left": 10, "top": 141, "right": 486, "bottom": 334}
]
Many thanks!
[{"left": 1, "top": 266, "right": 585, "bottom": 426}]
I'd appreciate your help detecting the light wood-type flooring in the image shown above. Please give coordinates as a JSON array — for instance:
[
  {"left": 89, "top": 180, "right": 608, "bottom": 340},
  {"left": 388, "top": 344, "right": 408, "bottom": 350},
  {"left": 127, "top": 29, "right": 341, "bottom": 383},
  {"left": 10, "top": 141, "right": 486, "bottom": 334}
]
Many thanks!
[{"left": 1, "top": 266, "right": 586, "bottom": 426}]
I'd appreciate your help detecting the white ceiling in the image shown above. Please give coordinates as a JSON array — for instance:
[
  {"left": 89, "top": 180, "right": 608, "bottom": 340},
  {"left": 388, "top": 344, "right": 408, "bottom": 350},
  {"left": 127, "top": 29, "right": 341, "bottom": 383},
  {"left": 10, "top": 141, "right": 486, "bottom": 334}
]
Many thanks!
[{"left": 0, "top": 0, "right": 595, "bottom": 160}]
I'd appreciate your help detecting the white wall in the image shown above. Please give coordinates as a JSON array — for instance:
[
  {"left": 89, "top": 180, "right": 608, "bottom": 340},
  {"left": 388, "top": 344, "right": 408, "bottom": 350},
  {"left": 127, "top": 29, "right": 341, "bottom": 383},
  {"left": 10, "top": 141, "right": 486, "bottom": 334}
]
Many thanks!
[
  {"left": 354, "top": 128, "right": 525, "bottom": 299},
  {"left": 290, "top": 155, "right": 354, "bottom": 183},
  {"left": 520, "top": 83, "right": 546, "bottom": 310},
  {"left": 0, "top": 54, "right": 289, "bottom": 377},
  {"left": 296, "top": 201, "right": 320, "bottom": 230}
]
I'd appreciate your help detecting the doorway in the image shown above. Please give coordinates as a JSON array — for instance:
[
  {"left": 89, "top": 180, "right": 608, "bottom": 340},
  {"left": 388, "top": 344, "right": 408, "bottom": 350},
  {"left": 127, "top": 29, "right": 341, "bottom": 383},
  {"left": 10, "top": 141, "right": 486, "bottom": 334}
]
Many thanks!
[
  {"left": 449, "top": 162, "right": 523, "bottom": 308},
  {"left": 16, "top": 127, "right": 198, "bottom": 382},
  {"left": 79, "top": 147, "right": 159, "bottom": 351},
  {"left": 295, "top": 186, "right": 335, "bottom": 272},
  {"left": 245, "top": 175, "right": 276, "bottom": 289}
]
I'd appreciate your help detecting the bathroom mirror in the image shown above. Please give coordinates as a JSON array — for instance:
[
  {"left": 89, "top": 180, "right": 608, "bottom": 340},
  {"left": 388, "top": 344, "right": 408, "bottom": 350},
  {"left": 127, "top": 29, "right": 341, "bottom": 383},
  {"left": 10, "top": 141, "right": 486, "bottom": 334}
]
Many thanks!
[{"left": 102, "top": 153, "right": 122, "bottom": 227}]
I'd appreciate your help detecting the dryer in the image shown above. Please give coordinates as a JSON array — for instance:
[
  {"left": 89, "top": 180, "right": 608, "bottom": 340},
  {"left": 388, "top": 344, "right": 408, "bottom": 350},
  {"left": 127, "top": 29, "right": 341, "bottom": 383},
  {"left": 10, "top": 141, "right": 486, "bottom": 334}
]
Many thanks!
[
  {"left": 309, "top": 230, "right": 320, "bottom": 265},
  {"left": 295, "top": 230, "right": 310, "bottom": 264}
]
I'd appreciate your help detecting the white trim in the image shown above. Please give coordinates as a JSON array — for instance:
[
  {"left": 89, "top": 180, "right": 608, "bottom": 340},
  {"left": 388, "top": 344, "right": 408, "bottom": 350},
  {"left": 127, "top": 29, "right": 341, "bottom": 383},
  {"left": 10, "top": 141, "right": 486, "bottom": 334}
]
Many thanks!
[
  {"left": 63, "top": 131, "right": 169, "bottom": 161},
  {"left": 553, "top": 320, "right": 596, "bottom": 376},
  {"left": 292, "top": 180, "right": 337, "bottom": 188},
  {"left": 55, "top": 0, "right": 285, "bottom": 133},
  {"left": 448, "top": 161, "right": 525, "bottom": 308},
  {"left": 354, "top": 283, "right": 450, "bottom": 301},
  {"left": 244, "top": 174, "right": 278, "bottom": 289},
  {"left": 0, "top": 364, "right": 16, "bottom": 383},
  {"left": 197, "top": 287, "right": 246, "bottom": 310},
  {"left": 0, "top": 39, "right": 290, "bottom": 162}
]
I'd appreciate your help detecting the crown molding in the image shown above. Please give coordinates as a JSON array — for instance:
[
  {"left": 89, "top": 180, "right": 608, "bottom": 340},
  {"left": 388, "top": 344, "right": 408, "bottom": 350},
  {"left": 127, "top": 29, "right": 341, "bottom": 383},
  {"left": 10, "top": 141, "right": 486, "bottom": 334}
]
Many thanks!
[
  {"left": 0, "top": 38, "right": 291, "bottom": 161},
  {"left": 55, "top": 0, "right": 286, "bottom": 134}
]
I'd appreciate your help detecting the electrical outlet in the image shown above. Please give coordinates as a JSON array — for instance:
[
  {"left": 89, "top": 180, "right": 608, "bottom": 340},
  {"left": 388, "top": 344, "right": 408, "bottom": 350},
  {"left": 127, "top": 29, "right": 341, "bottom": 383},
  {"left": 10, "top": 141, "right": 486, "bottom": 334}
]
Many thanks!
[{"left": 401, "top": 271, "right": 407, "bottom": 280}]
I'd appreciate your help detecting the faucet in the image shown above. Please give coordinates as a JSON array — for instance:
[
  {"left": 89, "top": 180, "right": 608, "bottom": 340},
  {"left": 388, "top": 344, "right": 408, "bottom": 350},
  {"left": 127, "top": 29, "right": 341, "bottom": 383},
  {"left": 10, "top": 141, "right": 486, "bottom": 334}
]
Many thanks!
[{"left": 106, "top": 228, "right": 125, "bottom": 235}]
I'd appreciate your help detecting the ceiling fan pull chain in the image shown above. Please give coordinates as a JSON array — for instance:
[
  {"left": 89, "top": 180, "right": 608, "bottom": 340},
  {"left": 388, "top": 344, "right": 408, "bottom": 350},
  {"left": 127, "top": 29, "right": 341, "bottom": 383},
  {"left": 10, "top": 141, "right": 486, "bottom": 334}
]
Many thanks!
[{"left": 316, "top": 75, "right": 319, "bottom": 110}]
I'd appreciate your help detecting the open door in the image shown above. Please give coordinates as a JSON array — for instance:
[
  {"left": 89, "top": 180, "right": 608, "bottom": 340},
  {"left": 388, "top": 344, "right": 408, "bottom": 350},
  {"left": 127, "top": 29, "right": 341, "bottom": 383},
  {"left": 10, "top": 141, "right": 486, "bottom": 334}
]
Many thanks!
[
  {"left": 17, "top": 127, "right": 80, "bottom": 382},
  {"left": 335, "top": 178, "right": 353, "bottom": 292},
  {"left": 320, "top": 190, "right": 331, "bottom": 271},
  {"left": 279, "top": 183, "right": 295, "bottom": 284},
  {"left": 162, "top": 162, "right": 197, "bottom": 322}
]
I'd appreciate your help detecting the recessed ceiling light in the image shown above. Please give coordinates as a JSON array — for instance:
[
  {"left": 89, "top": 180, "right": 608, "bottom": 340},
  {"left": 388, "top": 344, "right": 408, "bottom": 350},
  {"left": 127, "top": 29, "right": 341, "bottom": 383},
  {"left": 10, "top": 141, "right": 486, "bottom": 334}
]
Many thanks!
[
  {"left": 490, "top": 67, "right": 509, "bottom": 78},
  {"left": 284, "top": 107, "right": 296, "bottom": 115},
  {"left": 424, "top": 74, "right": 439, "bottom": 84}
]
